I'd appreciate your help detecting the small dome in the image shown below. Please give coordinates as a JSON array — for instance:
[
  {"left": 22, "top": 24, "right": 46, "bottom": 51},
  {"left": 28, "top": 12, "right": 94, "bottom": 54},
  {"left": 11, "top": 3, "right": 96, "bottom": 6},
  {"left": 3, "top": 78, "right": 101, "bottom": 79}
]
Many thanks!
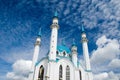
[{"left": 57, "top": 45, "right": 71, "bottom": 54}]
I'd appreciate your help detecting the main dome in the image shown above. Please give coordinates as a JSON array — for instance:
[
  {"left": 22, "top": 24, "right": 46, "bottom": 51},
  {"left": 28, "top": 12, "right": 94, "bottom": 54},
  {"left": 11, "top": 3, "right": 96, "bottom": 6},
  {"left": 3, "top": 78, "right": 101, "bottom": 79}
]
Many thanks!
[{"left": 57, "top": 45, "right": 71, "bottom": 54}]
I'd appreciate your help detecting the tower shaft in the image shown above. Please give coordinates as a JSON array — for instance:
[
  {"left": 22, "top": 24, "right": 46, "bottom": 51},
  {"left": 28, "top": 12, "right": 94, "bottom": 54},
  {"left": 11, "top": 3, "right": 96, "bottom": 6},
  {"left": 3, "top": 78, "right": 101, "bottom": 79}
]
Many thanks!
[
  {"left": 32, "top": 39, "right": 40, "bottom": 70},
  {"left": 81, "top": 32, "right": 93, "bottom": 80},
  {"left": 72, "top": 52, "right": 78, "bottom": 67},
  {"left": 49, "top": 27, "right": 58, "bottom": 60},
  {"left": 49, "top": 16, "right": 59, "bottom": 61},
  {"left": 82, "top": 40, "right": 91, "bottom": 70},
  {"left": 29, "top": 37, "right": 41, "bottom": 80}
]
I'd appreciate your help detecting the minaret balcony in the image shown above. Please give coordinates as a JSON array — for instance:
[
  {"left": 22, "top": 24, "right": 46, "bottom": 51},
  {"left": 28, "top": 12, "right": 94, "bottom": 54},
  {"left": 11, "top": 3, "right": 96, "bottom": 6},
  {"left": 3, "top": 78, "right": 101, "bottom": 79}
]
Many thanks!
[
  {"left": 81, "top": 37, "right": 88, "bottom": 42},
  {"left": 35, "top": 41, "right": 40, "bottom": 46},
  {"left": 50, "top": 24, "right": 59, "bottom": 29}
]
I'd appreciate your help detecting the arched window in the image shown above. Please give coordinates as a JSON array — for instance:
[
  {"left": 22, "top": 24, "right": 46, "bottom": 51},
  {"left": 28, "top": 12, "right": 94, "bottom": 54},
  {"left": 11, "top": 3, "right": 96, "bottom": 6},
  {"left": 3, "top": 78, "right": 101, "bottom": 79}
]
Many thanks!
[
  {"left": 69, "top": 54, "right": 71, "bottom": 58},
  {"left": 79, "top": 70, "right": 82, "bottom": 80},
  {"left": 56, "top": 51, "right": 59, "bottom": 55},
  {"left": 63, "top": 51, "right": 66, "bottom": 56},
  {"left": 59, "top": 65, "right": 62, "bottom": 80},
  {"left": 66, "top": 65, "right": 70, "bottom": 80},
  {"left": 38, "top": 65, "right": 44, "bottom": 80}
]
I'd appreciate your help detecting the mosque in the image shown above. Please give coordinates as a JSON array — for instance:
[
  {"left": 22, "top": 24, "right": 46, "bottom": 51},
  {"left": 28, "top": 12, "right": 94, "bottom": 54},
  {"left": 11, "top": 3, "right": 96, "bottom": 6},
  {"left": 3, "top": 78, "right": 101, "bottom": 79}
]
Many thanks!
[{"left": 28, "top": 12, "right": 93, "bottom": 80}]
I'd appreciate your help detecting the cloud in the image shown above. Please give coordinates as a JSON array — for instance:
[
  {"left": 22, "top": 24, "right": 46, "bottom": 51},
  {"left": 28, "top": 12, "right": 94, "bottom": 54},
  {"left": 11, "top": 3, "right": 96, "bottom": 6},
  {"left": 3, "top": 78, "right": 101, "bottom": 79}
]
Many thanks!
[
  {"left": 91, "top": 35, "right": 120, "bottom": 73},
  {"left": 93, "top": 72, "right": 108, "bottom": 80},
  {"left": 6, "top": 72, "right": 28, "bottom": 80},
  {"left": 108, "top": 59, "right": 120, "bottom": 71},
  {"left": 0, "top": 36, "right": 48, "bottom": 63},
  {"left": 6, "top": 59, "right": 32, "bottom": 80},
  {"left": 57, "top": 0, "right": 120, "bottom": 42},
  {"left": 91, "top": 35, "right": 120, "bottom": 66},
  {"left": 94, "top": 71, "right": 120, "bottom": 80},
  {"left": 96, "top": 35, "right": 110, "bottom": 47},
  {"left": 64, "top": 9, "right": 70, "bottom": 16},
  {"left": 0, "top": 48, "right": 33, "bottom": 63}
]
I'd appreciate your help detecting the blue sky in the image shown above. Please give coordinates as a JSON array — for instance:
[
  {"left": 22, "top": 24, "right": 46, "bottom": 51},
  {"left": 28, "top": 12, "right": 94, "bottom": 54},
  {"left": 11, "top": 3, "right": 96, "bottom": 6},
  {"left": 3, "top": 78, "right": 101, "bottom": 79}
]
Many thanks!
[{"left": 0, "top": 0, "right": 120, "bottom": 80}]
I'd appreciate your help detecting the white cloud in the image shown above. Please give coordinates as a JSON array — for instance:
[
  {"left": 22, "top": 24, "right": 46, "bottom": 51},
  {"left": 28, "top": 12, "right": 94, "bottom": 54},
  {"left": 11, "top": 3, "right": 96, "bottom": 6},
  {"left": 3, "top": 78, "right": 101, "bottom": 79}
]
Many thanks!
[
  {"left": 51, "top": 0, "right": 120, "bottom": 43},
  {"left": 96, "top": 35, "right": 110, "bottom": 47},
  {"left": 6, "top": 59, "right": 32, "bottom": 80},
  {"left": 94, "top": 71, "right": 120, "bottom": 80},
  {"left": 0, "top": 47, "right": 33, "bottom": 63},
  {"left": 64, "top": 9, "right": 70, "bottom": 16},
  {"left": 90, "top": 35, "right": 120, "bottom": 79},
  {"left": 93, "top": 72, "right": 108, "bottom": 80},
  {"left": 91, "top": 35, "right": 120, "bottom": 66},
  {"left": 0, "top": 40, "right": 48, "bottom": 63},
  {"left": 6, "top": 72, "right": 28, "bottom": 80},
  {"left": 108, "top": 59, "right": 120, "bottom": 69}
]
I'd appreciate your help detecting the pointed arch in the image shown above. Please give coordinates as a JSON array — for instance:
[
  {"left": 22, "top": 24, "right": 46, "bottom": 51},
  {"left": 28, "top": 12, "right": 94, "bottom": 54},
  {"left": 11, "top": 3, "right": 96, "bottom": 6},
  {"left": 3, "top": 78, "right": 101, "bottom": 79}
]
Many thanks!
[
  {"left": 63, "top": 51, "right": 66, "bottom": 56},
  {"left": 79, "top": 70, "right": 82, "bottom": 80},
  {"left": 38, "top": 65, "right": 44, "bottom": 80},
  {"left": 56, "top": 51, "right": 59, "bottom": 55},
  {"left": 66, "top": 65, "right": 70, "bottom": 80},
  {"left": 59, "top": 65, "right": 63, "bottom": 80}
]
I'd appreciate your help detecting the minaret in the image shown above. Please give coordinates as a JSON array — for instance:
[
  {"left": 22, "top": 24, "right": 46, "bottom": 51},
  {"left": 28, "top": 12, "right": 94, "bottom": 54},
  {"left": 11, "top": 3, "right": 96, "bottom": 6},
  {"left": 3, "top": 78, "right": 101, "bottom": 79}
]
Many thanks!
[
  {"left": 71, "top": 39, "right": 78, "bottom": 67},
  {"left": 81, "top": 25, "right": 91, "bottom": 71},
  {"left": 28, "top": 28, "right": 41, "bottom": 80},
  {"left": 81, "top": 24, "right": 93, "bottom": 80},
  {"left": 49, "top": 11, "right": 59, "bottom": 61}
]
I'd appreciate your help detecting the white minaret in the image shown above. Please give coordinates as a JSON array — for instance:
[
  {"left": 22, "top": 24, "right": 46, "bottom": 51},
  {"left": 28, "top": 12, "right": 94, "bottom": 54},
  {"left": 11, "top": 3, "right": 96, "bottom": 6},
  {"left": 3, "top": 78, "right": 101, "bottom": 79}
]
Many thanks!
[
  {"left": 81, "top": 25, "right": 91, "bottom": 71},
  {"left": 81, "top": 24, "right": 93, "bottom": 80},
  {"left": 49, "top": 11, "right": 59, "bottom": 61},
  {"left": 28, "top": 28, "right": 41, "bottom": 80},
  {"left": 71, "top": 39, "right": 78, "bottom": 67}
]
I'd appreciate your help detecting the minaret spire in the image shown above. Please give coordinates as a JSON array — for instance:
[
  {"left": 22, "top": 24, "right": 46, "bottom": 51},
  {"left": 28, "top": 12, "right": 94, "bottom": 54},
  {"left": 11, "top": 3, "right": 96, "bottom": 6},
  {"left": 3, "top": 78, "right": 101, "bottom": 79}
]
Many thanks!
[
  {"left": 38, "top": 27, "right": 42, "bottom": 37},
  {"left": 82, "top": 23, "right": 85, "bottom": 32},
  {"left": 72, "top": 38, "right": 76, "bottom": 46},
  {"left": 54, "top": 11, "right": 58, "bottom": 17},
  {"left": 28, "top": 28, "right": 42, "bottom": 80}
]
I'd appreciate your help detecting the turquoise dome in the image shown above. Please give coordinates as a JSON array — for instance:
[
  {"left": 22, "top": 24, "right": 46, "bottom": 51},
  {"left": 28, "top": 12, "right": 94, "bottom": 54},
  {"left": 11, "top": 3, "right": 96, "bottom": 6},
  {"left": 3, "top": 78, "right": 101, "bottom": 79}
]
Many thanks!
[{"left": 57, "top": 45, "right": 71, "bottom": 54}]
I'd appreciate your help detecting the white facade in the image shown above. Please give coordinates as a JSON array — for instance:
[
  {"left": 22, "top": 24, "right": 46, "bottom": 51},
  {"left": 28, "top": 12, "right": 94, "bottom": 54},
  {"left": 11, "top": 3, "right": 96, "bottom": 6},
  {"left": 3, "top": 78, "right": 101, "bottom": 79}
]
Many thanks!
[{"left": 28, "top": 13, "right": 93, "bottom": 80}]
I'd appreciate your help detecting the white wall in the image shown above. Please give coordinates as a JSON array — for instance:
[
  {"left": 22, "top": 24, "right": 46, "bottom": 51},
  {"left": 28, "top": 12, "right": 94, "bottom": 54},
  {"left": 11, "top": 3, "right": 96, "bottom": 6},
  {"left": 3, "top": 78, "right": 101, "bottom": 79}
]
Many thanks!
[
  {"left": 34, "top": 58, "right": 87, "bottom": 80},
  {"left": 34, "top": 59, "right": 48, "bottom": 80}
]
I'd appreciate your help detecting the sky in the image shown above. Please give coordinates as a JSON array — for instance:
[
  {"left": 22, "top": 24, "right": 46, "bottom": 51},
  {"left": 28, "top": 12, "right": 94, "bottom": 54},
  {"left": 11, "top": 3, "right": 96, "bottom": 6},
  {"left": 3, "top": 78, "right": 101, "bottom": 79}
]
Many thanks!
[{"left": 0, "top": 0, "right": 120, "bottom": 80}]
